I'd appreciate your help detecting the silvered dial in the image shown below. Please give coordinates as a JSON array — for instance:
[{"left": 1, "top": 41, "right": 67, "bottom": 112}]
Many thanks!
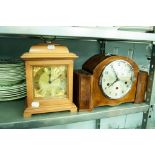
[{"left": 100, "top": 60, "right": 134, "bottom": 99}]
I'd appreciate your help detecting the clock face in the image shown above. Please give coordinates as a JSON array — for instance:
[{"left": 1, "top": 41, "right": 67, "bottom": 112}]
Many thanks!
[
  {"left": 99, "top": 60, "right": 134, "bottom": 99},
  {"left": 33, "top": 65, "right": 67, "bottom": 99}
]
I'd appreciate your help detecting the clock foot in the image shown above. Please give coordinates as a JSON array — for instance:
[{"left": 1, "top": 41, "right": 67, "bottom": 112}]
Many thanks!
[
  {"left": 23, "top": 102, "right": 77, "bottom": 118},
  {"left": 23, "top": 111, "right": 32, "bottom": 118},
  {"left": 70, "top": 105, "right": 77, "bottom": 112}
]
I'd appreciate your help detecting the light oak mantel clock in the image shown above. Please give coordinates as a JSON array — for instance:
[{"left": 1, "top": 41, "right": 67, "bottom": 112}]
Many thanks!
[
  {"left": 73, "top": 54, "right": 148, "bottom": 111},
  {"left": 21, "top": 43, "right": 78, "bottom": 118}
]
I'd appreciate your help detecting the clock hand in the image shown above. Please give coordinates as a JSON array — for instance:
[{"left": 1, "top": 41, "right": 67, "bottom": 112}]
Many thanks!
[
  {"left": 108, "top": 79, "right": 118, "bottom": 87},
  {"left": 48, "top": 68, "right": 52, "bottom": 84},
  {"left": 49, "top": 74, "right": 62, "bottom": 84},
  {"left": 107, "top": 65, "right": 120, "bottom": 88},
  {"left": 111, "top": 65, "right": 119, "bottom": 81}
]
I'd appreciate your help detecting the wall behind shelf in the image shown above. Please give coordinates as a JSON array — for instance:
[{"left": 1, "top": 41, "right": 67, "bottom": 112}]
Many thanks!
[
  {"left": 105, "top": 41, "right": 151, "bottom": 72},
  {"left": 0, "top": 38, "right": 100, "bottom": 69},
  {"left": 0, "top": 38, "right": 150, "bottom": 70},
  {"left": 0, "top": 37, "right": 40, "bottom": 57}
]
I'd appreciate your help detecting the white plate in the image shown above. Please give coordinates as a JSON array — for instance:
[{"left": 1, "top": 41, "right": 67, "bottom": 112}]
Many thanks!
[
  {"left": 0, "top": 94, "right": 26, "bottom": 101},
  {"left": 0, "top": 83, "right": 26, "bottom": 90},
  {"left": 0, "top": 87, "right": 26, "bottom": 93},
  {"left": 0, "top": 92, "right": 26, "bottom": 97},
  {"left": 0, "top": 91, "right": 26, "bottom": 96}
]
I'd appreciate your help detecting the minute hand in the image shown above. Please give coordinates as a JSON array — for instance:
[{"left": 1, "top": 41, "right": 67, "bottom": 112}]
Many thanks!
[{"left": 111, "top": 65, "right": 119, "bottom": 81}]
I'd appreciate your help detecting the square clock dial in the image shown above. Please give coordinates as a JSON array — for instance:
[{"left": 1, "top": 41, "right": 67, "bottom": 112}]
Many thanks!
[{"left": 33, "top": 65, "right": 67, "bottom": 99}]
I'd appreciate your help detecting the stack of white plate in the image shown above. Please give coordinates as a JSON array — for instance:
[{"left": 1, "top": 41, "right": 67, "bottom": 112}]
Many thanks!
[{"left": 0, "top": 58, "right": 26, "bottom": 101}]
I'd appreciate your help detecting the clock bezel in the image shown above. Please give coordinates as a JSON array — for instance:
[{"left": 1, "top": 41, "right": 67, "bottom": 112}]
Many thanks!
[{"left": 99, "top": 59, "right": 135, "bottom": 99}]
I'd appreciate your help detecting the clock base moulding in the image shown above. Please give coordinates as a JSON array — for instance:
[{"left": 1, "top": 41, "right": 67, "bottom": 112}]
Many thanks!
[{"left": 24, "top": 102, "right": 77, "bottom": 118}]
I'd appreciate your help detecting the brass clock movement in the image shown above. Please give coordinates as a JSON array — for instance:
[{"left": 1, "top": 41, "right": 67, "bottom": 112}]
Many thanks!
[
  {"left": 74, "top": 54, "right": 148, "bottom": 111},
  {"left": 21, "top": 43, "right": 78, "bottom": 118}
]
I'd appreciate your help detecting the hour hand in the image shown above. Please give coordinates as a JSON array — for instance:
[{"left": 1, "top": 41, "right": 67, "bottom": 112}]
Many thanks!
[
  {"left": 49, "top": 74, "right": 62, "bottom": 84},
  {"left": 48, "top": 68, "right": 52, "bottom": 84},
  {"left": 48, "top": 73, "right": 52, "bottom": 84},
  {"left": 108, "top": 79, "right": 117, "bottom": 87}
]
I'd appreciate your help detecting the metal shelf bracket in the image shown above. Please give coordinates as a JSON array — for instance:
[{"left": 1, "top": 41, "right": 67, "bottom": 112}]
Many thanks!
[
  {"left": 98, "top": 40, "right": 106, "bottom": 55},
  {"left": 96, "top": 119, "right": 101, "bottom": 129},
  {"left": 142, "top": 43, "right": 155, "bottom": 128}
]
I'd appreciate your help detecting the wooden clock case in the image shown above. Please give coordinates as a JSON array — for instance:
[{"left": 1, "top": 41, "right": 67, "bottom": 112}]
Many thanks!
[
  {"left": 73, "top": 54, "right": 148, "bottom": 111},
  {"left": 21, "top": 43, "right": 78, "bottom": 118}
]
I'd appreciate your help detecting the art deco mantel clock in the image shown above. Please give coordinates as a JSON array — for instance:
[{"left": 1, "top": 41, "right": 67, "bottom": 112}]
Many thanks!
[
  {"left": 74, "top": 54, "right": 148, "bottom": 111},
  {"left": 21, "top": 43, "right": 78, "bottom": 118}
]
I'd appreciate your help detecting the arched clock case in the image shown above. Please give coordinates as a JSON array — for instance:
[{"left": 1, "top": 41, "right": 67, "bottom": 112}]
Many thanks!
[{"left": 73, "top": 54, "right": 148, "bottom": 111}]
